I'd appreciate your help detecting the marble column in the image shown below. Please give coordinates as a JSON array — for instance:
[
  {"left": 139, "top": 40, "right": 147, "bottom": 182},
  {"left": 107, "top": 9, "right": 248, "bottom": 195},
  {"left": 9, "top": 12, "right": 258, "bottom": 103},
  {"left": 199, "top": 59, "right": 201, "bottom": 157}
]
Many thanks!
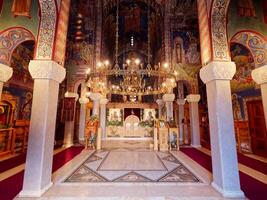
[
  {"left": 19, "top": 60, "right": 65, "bottom": 197},
  {"left": 100, "top": 98, "right": 108, "bottom": 139},
  {"left": 89, "top": 93, "right": 102, "bottom": 116},
  {"left": 78, "top": 97, "right": 89, "bottom": 142},
  {"left": 186, "top": 94, "right": 201, "bottom": 147},
  {"left": 63, "top": 92, "right": 79, "bottom": 147},
  {"left": 177, "top": 99, "right": 186, "bottom": 144},
  {"left": 200, "top": 61, "right": 244, "bottom": 198},
  {"left": 252, "top": 65, "right": 267, "bottom": 127},
  {"left": 0, "top": 64, "right": 13, "bottom": 99},
  {"left": 163, "top": 94, "right": 175, "bottom": 121},
  {"left": 156, "top": 99, "right": 164, "bottom": 119}
]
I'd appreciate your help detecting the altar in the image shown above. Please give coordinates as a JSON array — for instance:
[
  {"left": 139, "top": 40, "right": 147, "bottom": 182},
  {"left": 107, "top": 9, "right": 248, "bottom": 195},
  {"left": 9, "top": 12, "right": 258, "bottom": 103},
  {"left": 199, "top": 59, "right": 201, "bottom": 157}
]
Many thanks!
[{"left": 105, "top": 102, "right": 157, "bottom": 139}]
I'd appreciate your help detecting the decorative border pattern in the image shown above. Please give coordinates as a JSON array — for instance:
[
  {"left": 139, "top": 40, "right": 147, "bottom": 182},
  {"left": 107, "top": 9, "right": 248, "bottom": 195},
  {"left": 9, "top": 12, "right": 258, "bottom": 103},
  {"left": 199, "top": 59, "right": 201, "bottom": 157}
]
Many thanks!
[
  {"left": 0, "top": 27, "right": 35, "bottom": 65},
  {"left": 53, "top": 0, "right": 71, "bottom": 66},
  {"left": 65, "top": 149, "right": 201, "bottom": 183},
  {"left": 231, "top": 31, "right": 267, "bottom": 67},
  {"left": 35, "top": 0, "right": 57, "bottom": 60},
  {"left": 211, "top": 0, "right": 231, "bottom": 61}
]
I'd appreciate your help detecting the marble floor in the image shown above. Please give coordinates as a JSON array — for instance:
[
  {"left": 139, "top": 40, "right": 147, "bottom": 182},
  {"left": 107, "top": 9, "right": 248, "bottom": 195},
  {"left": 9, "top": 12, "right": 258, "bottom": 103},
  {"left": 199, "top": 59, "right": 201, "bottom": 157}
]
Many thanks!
[
  {"left": 65, "top": 148, "right": 200, "bottom": 183},
  {"left": 15, "top": 147, "right": 247, "bottom": 200}
]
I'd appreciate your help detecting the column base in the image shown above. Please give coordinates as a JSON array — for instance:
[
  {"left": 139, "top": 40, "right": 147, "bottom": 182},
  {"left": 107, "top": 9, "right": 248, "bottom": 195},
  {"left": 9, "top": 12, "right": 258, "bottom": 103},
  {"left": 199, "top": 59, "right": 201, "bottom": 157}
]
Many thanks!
[
  {"left": 79, "top": 139, "right": 85, "bottom": 144},
  {"left": 212, "top": 182, "right": 245, "bottom": 198},
  {"left": 63, "top": 143, "right": 73, "bottom": 148},
  {"left": 191, "top": 144, "right": 201, "bottom": 148},
  {"left": 18, "top": 182, "right": 53, "bottom": 197}
]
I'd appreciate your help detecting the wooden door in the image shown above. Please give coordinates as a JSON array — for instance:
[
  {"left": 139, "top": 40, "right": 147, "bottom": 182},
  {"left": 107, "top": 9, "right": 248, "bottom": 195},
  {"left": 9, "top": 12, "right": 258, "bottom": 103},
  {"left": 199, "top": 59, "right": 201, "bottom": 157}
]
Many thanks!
[{"left": 247, "top": 100, "right": 267, "bottom": 157}]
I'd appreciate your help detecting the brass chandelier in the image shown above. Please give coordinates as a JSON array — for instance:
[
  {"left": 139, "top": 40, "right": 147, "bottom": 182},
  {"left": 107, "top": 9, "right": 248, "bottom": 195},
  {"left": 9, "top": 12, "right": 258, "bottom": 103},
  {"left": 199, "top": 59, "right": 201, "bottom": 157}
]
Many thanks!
[{"left": 86, "top": 0, "right": 176, "bottom": 97}]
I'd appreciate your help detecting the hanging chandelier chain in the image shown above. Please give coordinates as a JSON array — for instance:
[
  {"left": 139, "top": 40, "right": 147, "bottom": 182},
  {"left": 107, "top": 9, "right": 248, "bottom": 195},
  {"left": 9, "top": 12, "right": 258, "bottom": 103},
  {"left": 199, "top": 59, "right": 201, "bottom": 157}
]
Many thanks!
[
  {"left": 147, "top": 1, "right": 151, "bottom": 66},
  {"left": 115, "top": 0, "right": 119, "bottom": 65}
]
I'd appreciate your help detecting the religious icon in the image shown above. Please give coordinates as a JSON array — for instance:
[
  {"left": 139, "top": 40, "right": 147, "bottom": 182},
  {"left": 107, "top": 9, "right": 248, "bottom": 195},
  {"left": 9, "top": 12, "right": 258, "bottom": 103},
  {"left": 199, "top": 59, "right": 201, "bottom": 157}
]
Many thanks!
[
  {"left": 176, "top": 43, "right": 182, "bottom": 63},
  {"left": 11, "top": 0, "right": 32, "bottom": 18}
]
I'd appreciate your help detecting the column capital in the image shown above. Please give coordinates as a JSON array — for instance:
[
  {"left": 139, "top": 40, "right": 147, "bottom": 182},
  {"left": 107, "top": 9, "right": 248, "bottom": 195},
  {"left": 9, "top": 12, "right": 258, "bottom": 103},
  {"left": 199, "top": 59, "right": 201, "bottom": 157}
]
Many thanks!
[
  {"left": 65, "top": 92, "right": 79, "bottom": 101},
  {"left": 162, "top": 93, "right": 175, "bottom": 102},
  {"left": 89, "top": 92, "right": 102, "bottom": 101},
  {"left": 0, "top": 63, "right": 13, "bottom": 82},
  {"left": 100, "top": 98, "right": 108, "bottom": 105},
  {"left": 252, "top": 65, "right": 267, "bottom": 85},
  {"left": 29, "top": 60, "right": 66, "bottom": 83},
  {"left": 177, "top": 98, "right": 186, "bottom": 105},
  {"left": 79, "top": 97, "right": 89, "bottom": 104},
  {"left": 200, "top": 61, "right": 236, "bottom": 84},
  {"left": 186, "top": 94, "right": 200, "bottom": 103},
  {"left": 156, "top": 99, "right": 164, "bottom": 106}
]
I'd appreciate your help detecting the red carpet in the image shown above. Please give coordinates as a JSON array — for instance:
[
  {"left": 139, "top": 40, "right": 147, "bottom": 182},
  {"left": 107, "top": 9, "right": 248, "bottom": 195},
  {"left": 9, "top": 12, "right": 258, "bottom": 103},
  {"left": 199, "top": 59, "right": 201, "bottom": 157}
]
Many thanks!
[
  {"left": 181, "top": 147, "right": 267, "bottom": 200},
  {"left": 0, "top": 146, "right": 84, "bottom": 200},
  {"left": 237, "top": 153, "right": 267, "bottom": 175},
  {"left": 0, "top": 153, "right": 26, "bottom": 174}
]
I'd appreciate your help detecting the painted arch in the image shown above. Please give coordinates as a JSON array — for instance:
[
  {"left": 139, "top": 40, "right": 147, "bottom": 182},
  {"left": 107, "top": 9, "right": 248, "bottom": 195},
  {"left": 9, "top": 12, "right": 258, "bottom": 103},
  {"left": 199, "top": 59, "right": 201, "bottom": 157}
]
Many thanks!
[
  {"left": 231, "top": 31, "right": 267, "bottom": 67},
  {"left": 210, "top": 0, "right": 231, "bottom": 61},
  {"left": 0, "top": 27, "right": 35, "bottom": 65},
  {"left": 34, "top": 0, "right": 58, "bottom": 60}
]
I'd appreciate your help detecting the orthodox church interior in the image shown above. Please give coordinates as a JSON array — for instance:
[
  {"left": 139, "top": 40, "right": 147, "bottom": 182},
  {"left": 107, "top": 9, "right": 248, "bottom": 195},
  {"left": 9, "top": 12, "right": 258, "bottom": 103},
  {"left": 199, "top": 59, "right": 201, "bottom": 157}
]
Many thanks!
[{"left": 0, "top": 0, "right": 267, "bottom": 200}]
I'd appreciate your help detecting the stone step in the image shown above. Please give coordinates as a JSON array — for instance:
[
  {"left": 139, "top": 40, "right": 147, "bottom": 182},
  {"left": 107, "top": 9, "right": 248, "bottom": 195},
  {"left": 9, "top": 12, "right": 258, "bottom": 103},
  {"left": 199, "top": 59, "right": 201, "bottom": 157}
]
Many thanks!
[{"left": 101, "top": 139, "right": 153, "bottom": 149}]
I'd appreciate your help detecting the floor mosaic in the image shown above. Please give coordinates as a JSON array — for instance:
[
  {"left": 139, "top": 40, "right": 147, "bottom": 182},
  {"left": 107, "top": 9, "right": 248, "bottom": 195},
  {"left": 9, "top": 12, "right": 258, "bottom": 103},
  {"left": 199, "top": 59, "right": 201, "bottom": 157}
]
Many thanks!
[{"left": 65, "top": 148, "right": 201, "bottom": 183}]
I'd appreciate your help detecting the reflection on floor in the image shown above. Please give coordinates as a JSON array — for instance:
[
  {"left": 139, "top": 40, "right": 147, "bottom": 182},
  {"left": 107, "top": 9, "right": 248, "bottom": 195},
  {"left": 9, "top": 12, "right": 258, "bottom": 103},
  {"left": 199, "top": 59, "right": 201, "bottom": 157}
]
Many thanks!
[{"left": 65, "top": 148, "right": 200, "bottom": 183}]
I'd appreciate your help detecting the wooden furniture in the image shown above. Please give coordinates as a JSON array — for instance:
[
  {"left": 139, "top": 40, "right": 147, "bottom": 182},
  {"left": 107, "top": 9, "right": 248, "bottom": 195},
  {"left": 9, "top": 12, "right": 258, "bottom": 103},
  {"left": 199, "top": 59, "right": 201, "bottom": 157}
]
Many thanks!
[
  {"left": 234, "top": 121, "right": 252, "bottom": 153},
  {"left": 13, "top": 120, "right": 30, "bottom": 153},
  {"left": 0, "top": 92, "right": 17, "bottom": 156},
  {"left": 0, "top": 128, "right": 14, "bottom": 156},
  {"left": 247, "top": 100, "right": 267, "bottom": 157}
]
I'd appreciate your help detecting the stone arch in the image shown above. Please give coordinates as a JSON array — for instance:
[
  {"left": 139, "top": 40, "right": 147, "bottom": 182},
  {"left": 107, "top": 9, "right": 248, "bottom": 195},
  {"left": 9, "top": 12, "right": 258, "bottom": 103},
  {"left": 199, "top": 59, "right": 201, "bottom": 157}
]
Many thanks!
[
  {"left": 73, "top": 78, "right": 87, "bottom": 94},
  {"left": 0, "top": 27, "right": 35, "bottom": 65},
  {"left": 35, "top": 0, "right": 57, "bottom": 60},
  {"left": 210, "top": 0, "right": 231, "bottom": 61},
  {"left": 231, "top": 31, "right": 267, "bottom": 67}
]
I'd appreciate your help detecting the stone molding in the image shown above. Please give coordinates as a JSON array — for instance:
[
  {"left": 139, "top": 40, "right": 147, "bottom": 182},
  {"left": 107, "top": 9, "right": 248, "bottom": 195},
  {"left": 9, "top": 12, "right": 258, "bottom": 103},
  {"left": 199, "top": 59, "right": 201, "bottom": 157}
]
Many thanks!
[
  {"left": 65, "top": 92, "right": 79, "bottom": 101},
  {"left": 79, "top": 97, "right": 89, "bottom": 104},
  {"left": 156, "top": 99, "right": 164, "bottom": 106},
  {"left": 252, "top": 65, "right": 267, "bottom": 85},
  {"left": 100, "top": 98, "right": 109, "bottom": 105},
  {"left": 200, "top": 61, "right": 236, "bottom": 84},
  {"left": 176, "top": 99, "right": 186, "bottom": 106},
  {"left": 0, "top": 63, "right": 13, "bottom": 82},
  {"left": 186, "top": 94, "right": 200, "bottom": 103},
  {"left": 29, "top": 60, "right": 66, "bottom": 83},
  {"left": 89, "top": 93, "right": 102, "bottom": 101},
  {"left": 162, "top": 94, "right": 175, "bottom": 102}
]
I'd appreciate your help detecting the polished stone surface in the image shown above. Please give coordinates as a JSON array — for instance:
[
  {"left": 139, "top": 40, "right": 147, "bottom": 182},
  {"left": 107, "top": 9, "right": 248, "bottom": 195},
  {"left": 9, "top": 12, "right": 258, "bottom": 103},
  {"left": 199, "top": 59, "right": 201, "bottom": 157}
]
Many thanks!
[
  {"left": 65, "top": 148, "right": 200, "bottom": 183},
  {"left": 15, "top": 148, "right": 247, "bottom": 200}
]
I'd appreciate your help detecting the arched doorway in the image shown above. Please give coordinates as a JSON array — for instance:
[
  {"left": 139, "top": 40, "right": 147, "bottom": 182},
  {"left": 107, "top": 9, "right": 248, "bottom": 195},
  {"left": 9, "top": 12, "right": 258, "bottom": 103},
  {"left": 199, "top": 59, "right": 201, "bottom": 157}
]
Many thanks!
[
  {"left": 230, "top": 40, "right": 267, "bottom": 157},
  {"left": 1, "top": 39, "right": 35, "bottom": 155}
]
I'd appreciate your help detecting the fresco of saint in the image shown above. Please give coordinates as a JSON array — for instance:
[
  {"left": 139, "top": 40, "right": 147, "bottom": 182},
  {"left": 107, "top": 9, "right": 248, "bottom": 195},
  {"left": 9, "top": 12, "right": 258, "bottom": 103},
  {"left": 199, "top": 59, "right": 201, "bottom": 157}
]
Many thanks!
[{"left": 11, "top": 0, "right": 32, "bottom": 18}]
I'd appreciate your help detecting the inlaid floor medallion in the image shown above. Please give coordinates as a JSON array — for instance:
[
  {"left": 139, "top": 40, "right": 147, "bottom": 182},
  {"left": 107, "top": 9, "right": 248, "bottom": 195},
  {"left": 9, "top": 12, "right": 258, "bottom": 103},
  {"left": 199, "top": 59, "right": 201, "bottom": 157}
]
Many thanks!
[{"left": 65, "top": 148, "right": 201, "bottom": 183}]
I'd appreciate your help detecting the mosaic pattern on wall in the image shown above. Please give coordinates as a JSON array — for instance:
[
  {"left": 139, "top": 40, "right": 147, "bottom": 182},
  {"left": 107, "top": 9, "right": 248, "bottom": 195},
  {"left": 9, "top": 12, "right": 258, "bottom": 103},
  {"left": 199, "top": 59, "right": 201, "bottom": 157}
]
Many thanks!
[{"left": 65, "top": 148, "right": 200, "bottom": 183}]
